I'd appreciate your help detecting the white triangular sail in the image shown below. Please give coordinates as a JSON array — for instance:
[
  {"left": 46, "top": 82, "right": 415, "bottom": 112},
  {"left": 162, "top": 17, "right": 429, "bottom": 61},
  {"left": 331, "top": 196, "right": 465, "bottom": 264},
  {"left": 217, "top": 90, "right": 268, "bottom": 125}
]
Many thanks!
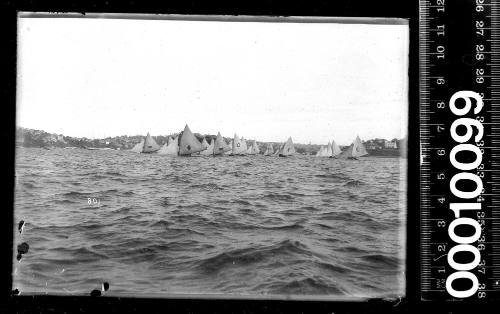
[
  {"left": 315, "top": 139, "right": 342, "bottom": 157},
  {"left": 213, "top": 132, "right": 230, "bottom": 155},
  {"left": 339, "top": 136, "right": 368, "bottom": 159},
  {"left": 323, "top": 146, "right": 330, "bottom": 156},
  {"left": 232, "top": 134, "right": 247, "bottom": 155},
  {"left": 352, "top": 136, "right": 368, "bottom": 158},
  {"left": 279, "top": 137, "right": 295, "bottom": 156},
  {"left": 179, "top": 124, "right": 203, "bottom": 155},
  {"left": 264, "top": 143, "right": 274, "bottom": 156},
  {"left": 158, "top": 142, "right": 168, "bottom": 154},
  {"left": 167, "top": 136, "right": 173, "bottom": 145},
  {"left": 142, "top": 133, "right": 160, "bottom": 153},
  {"left": 200, "top": 137, "right": 214, "bottom": 156},
  {"left": 131, "top": 139, "right": 144, "bottom": 153},
  {"left": 158, "top": 136, "right": 179, "bottom": 155},
  {"left": 331, "top": 140, "right": 342, "bottom": 157},
  {"left": 327, "top": 142, "right": 333, "bottom": 156},
  {"left": 251, "top": 141, "right": 260, "bottom": 154}
]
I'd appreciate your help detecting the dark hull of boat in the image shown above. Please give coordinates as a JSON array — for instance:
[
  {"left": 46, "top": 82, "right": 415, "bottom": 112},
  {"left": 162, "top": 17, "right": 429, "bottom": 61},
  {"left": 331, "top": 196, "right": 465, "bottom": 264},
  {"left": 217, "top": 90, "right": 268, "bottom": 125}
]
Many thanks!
[{"left": 213, "top": 151, "right": 228, "bottom": 156}]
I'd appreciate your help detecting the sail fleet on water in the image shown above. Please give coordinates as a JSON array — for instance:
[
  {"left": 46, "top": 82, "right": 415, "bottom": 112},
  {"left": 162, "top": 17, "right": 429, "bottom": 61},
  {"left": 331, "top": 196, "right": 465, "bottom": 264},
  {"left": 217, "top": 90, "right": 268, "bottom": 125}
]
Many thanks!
[
  {"left": 131, "top": 124, "right": 368, "bottom": 159},
  {"left": 315, "top": 136, "right": 368, "bottom": 159}
]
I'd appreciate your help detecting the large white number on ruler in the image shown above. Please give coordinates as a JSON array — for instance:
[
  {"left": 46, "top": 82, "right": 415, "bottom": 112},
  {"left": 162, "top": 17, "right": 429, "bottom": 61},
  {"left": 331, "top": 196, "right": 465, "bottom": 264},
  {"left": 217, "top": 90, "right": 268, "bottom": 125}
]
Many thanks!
[{"left": 446, "top": 90, "right": 484, "bottom": 298}]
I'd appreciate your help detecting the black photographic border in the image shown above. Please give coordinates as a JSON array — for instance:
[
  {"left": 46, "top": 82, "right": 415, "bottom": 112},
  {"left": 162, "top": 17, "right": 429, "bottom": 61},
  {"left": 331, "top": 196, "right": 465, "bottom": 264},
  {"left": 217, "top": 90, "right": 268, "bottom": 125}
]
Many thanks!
[{"left": 2, "top": 1, "right": 425, "bottom": 313}]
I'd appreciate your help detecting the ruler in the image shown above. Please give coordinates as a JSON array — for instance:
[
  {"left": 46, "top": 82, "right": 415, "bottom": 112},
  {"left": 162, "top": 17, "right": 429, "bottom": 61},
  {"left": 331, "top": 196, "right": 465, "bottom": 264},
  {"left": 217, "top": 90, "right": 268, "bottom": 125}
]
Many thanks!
[{"left": 420, "top": 0, "right": 500, "bottom": 301}]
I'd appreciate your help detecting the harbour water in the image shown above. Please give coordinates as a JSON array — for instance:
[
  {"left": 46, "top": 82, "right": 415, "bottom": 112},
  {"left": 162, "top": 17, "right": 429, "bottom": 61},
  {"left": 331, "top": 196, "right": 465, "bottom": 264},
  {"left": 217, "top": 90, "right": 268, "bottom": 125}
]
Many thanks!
[{"left": 13, "top": 147, "right": 406, "bottom": 299}]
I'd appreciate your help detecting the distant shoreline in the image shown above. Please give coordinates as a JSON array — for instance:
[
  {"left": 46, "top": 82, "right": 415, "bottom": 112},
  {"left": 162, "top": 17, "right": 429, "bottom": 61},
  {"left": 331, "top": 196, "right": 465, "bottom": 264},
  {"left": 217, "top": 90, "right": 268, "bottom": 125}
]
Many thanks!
[{"left": 16, "top": 127, "right": 407, "bottom": 156}]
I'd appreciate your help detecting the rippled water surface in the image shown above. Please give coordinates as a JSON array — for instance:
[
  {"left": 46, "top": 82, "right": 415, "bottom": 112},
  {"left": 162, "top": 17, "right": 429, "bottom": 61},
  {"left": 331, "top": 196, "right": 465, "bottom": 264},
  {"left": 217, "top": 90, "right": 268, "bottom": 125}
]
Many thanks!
[{"left": 14, "top": 147, "right": 406, "bottom": 299}]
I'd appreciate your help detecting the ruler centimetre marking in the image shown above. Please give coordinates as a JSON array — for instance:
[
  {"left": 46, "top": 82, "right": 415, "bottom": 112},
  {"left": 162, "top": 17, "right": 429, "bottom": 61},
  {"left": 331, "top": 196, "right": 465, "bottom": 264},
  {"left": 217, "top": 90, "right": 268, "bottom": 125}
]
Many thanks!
[{"left": 420, "top": 0, "right": 500, "bottom": 300}]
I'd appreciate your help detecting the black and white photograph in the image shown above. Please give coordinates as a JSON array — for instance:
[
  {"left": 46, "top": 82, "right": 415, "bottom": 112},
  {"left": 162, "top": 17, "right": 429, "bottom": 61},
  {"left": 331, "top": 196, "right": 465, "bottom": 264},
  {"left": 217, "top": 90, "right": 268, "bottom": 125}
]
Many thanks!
[{"left": 14, "top": 14, "right": 409, "bottom": 299}]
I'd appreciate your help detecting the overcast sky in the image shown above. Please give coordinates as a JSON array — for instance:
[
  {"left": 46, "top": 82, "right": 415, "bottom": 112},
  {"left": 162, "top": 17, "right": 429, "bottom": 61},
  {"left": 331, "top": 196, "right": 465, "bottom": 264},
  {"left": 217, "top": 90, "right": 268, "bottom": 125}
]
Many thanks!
[{"left": 17, "top": 16, "right": 409, "bottom": 145}]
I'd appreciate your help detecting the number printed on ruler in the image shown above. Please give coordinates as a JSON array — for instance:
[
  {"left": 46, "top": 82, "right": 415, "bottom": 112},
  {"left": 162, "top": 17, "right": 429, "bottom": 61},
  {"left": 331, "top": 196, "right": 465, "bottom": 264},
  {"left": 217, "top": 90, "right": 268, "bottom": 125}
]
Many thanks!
[{"left": 446, "top": 91, "right": 484, "bottom": 298}]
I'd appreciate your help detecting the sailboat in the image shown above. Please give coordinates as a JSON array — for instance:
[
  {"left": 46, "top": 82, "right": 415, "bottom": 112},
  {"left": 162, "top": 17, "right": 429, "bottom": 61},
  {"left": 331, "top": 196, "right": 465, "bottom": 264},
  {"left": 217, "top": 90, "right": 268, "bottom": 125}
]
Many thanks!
[
  {"left": 131, "top": 133, "right": 160, "bottom": 153},
  {"left": 200, "top": 137, "right": 215, "bottom": 156},
  {"left": 131, "top": 138, "right": 144, "bottom": 153},
  {"left": 330, "top": 140, "right": 342, "bottom": 158},
  {"left": 142, "top": 132, "right": 161, "bottom": 153},
  {"left": 245, "top": 140, "right": 258, "bottom": 155},
  {"left": 190, "top": 137, "right": 209, "bottom": 156},
  {"left": 251, "top": 141, "right": 260, "bottom": 154},
  {"left": 158, "top": 141, "right": 168, "bottom": 154},
  {"left": 245, "top": 145, "right": 253, "bottom": 155},
  {"left": 178, "top": 124, "right": 203, "bottom": 156},
  {"left": 315, "top": 145, "right": 326, "bottom": 157},
  {"left": 264, "top": 143, "right": 274, "bottom": 156},
  {"left": 213, "top": 132, "right": 231, "bottom": 156},
  {"left": 338, "top": 136, "right": 368, "bottom": 160},
  {"left": 158, "top": 136, "right": 179, "bottom": 155},
  {"left": 278, "top": 137, "right": 295, "bottom": 157},
  {"left": 231, "top": 134, "right": 247, "bottom": 155},
  {"left": 315, "top": 139, "right": 343, "bottom": 158},
  {"left": 327, "top": 142, "right": 333, "bottom": 156},
  {"left": 241, "top": 138, "right": 248, "bottom": 155}
]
